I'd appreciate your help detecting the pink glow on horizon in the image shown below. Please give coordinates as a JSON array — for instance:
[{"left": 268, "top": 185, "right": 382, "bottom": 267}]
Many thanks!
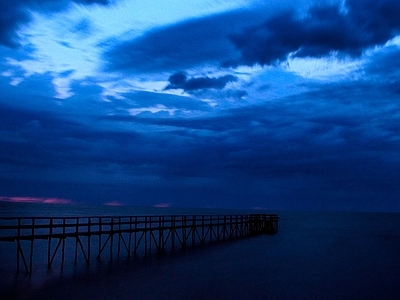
[
  {"left": 154, "top": 203, "right": 171, "bottom": 208},
  {"left": 104, "top": 201, "right": 125, "bottom": 206},
  {"left": 0, "top": 196, "right": 73, "bottom": 204}
]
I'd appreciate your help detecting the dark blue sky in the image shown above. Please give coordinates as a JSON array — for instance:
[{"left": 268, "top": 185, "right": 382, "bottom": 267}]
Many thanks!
[{"left": 1, "top": 0, "right": 400, "bottom": 211}]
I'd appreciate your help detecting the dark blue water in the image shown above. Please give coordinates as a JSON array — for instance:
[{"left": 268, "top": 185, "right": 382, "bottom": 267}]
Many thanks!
[{"left": 1, "top": 203, "right": 400, "bottom": 299}]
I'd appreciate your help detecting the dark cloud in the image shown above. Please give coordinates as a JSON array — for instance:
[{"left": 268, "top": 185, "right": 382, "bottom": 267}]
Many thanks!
[
  {"left": 1, "top": 76, "right": 400, "bottom": 210},
  {"left": 0, "top": 0, "right": 114, "bottom": 47},
  {"left": 104, "top": 0, "right": 400, "bottom": 74},
  {"left": 0, "top": 2, "right": 28, "bottom": 47},
  {"left": 229, "top": 0, "right": 400, "bottom": 66},
  {"left": 0, "top": 101, "right": 143, "bottom": 177},
  {"left": 164, "top": 72, "right": 237, "bottom": 91},
  {"left": 104, "top": 9, "right": 268, "bottom": 74}
]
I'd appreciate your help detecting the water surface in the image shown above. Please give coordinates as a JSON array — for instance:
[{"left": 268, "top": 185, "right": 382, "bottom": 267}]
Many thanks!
[{"left": 1, "top": 203, "right": 399, "bottom": 299}]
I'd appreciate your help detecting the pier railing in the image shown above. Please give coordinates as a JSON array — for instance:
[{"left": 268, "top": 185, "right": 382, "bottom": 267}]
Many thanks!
[{"left": 0, "top": 214, "right": 279, "bottom": 274}]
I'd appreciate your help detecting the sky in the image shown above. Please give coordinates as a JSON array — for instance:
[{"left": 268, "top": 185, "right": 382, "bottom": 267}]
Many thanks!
[{"left": 0, "top": 0, "right": 400, "bottom": 212}]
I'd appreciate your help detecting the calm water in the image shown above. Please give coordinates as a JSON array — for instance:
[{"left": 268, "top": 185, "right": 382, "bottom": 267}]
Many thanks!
[{"left": 1, "top": 202, "right": 400, "bottom": 299}]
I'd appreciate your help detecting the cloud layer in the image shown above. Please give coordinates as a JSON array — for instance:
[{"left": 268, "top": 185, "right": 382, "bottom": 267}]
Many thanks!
[
  {"left": 1, "top": 0, "right": 400, "bottom": 211},
  {"left": 0, "top": 0, "right": 114, "bottom": 46}
]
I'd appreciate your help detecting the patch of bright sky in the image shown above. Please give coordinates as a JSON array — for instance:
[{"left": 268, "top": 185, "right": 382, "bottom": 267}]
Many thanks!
[
  {"left": 386, "top": 35, "right": 400, "bottom": 46},
  {"left": 84, "top": 0, "right": 254, "bottom": 40},
  {"left": 128, "top": 104, "right": 178, "bottom": 116},
  {"left": 286, "top": 54, "right": 363, "bottom": 81},
  {"left": 5, "top": 0, "right": 252, "bottom": 99},
  {"left": 98, "top": 78, "right": 170, "bottom": 102},
  {"left": 287, "top": 34, "right": 400, "bottom": 82},
  {"left": 246, "top": 66, "right": 313, "bottom": 103}
]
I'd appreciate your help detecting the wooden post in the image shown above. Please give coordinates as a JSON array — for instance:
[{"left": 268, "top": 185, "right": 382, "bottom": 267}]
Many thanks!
[
  {"left": 110, "top": 218, "right": 114, "bottom": 262},
  {"left": 128, "top": 216, "right": 132, "bottom": 258},
  {"left": 182, "top": 216, "right": 187, "bottom": 248},
  {"left": 134, "top": 216, "right": 137, "bottom": 256},
  {"left": 61, "top": 218, "right": 65, "bottom": 270},
  {"left": 16, "top": 218, "right": 20, "bottom": 272},
  {"left": 74, "top": 218, "right": 79, "bottom": 264},
  {"left": 191, "top": 216, "right": 196, "bottom": 247},
  {"left": 145, "top": 216, "right": 147, "bottom": 254},
  {"left": 117, "top": 217, "right": 121, "bottom": 259},
  {"left": 98, "top": 217, "right": 102, "bottom": 260},
  {"left": 47, "top": 218, "right": 53, "bottom": 269},
  {"left": 171, "top": 216, "right": 175, "bottom": 252},
  {"left": 87, "top": 218, "right": 91, "bottom": 265},
  {"left": 29, "top": 218, "right": 34, "bottom": 274}
]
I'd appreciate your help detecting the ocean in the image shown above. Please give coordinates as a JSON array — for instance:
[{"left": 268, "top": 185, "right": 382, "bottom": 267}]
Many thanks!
[{"left": 1, "top": 202, "right": 400, "bottom": 299}]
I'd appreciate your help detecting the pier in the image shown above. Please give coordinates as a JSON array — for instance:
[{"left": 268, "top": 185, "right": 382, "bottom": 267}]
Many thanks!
[{"left": 0, "top": 214, "right": 279, "bottom": 274}]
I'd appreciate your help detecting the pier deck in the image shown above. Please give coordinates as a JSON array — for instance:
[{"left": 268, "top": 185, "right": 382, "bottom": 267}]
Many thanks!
[{"left": 0, "top": 214, "right": 279, "bottom": 274}]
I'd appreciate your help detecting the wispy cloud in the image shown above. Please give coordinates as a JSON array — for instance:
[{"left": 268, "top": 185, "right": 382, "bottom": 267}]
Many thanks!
[
  {"left": 104, "top": 201, "right": 125, "bottom": 206},
  {"left": 154, "top": 203, "right": 171, "bottom": 208},
  {"left": 0, "top": 196, "right": 74, "bottom": 204},
  {"left": 0, "top": 0, "right": 114, "bottom": 47}
]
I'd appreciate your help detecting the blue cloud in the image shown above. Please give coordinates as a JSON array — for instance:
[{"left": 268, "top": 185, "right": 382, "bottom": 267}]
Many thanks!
[
  {"left": 1, "top": 74, "right": 400, "bottom": 210},
  {"left": 366, "top": 46, "right": 400, "bottom": 77},
  {"left": 229, "top": 0, "right": 400, "bottom": 66},
  {"left": 71, "top": 18, "right": 95, "bottom": 37},
  {"left": 104, "top": 9, "right": 267, "bottom": 74},
  {"left": 0, "top": 0, "right": 115, "bottom": 47},
  {"left": 164, "top": 72, "right": 237, "bottom": 91},
  {"left": 104, "top": 0, "right": 400, "bottom": 74}
]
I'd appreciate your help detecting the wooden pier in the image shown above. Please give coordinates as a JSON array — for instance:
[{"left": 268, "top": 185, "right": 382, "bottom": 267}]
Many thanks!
[{"left": 0, "top": 214, "right": 279, "bottom": 274}]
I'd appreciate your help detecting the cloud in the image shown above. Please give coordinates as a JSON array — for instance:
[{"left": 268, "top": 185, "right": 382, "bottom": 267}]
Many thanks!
[
  {"left": 1, "top": 76, "right": 400, "bottom": 209},
  {"left": 128, "top": 80, "right": 400, "bottom": 187},
  {"left": 104, "top": 0, "right": 400, "bottom": 78},
  {"left": 72, "top": 18, "right": 95, "bottom": 37},
  {"left": 0, "top": 196, "right": 73, "bottom": 204},
  {"left": 104, "top": 8, "right": 269, "bottom": 74},
  {"left": 1, "top": 0, "right": 400, "bottom": 211},
  {"left": 226, "top": 89, "right": 248, "bottom": 99},
  {"left": 104, "top": 201, "right": 125, "bottom": 206},
  {"left": 229, "top": 0, "right": 400, "bottom": 66},
  {"left": 154, "top": 203, "right": 171, "bottom": 208},
  {"left": 365, "top": 45, "right": 400, "bottom": 78},
  {"left": 164, "top": 72, "right": 237, "bottom": 91},
  {"left": 0, "top": 0, "right": 114, "bottom": 47},
  {"left": 128, "top": 104, "right": 177, "bottom": 116}
]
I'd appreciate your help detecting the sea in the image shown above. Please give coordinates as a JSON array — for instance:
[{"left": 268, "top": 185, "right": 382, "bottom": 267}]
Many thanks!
[{"left": 1, "top": 202, "right": 400, "bottom": 300}]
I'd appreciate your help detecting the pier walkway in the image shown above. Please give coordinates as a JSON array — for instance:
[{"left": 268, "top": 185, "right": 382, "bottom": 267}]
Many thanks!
[{"left": 0, "top": 214, "right": 279, "bottom": 274}]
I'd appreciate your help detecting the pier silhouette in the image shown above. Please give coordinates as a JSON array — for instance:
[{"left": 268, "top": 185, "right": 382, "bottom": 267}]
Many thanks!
[{"left": 0, "top": 214, "right": 279, "bottom": 274}]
